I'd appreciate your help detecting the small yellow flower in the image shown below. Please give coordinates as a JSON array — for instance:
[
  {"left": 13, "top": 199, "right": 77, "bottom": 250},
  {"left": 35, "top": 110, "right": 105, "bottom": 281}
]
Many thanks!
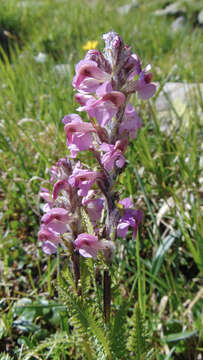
[{"left": 82, "top": 40, "right": 98, "bottom": 51}]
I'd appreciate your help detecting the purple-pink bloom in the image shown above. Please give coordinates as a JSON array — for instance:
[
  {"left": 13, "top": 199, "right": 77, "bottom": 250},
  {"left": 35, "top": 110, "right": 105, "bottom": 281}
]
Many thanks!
[
  {"left": 82, "top": 190, "right": 104, "bottom": 222},
  {"left": 75, "top": 93, "right": 92, "bottom": 106},
  {"left": 39, "top": 187, "right": 52, "bottom": 203},
  {"left": 74, "top": 233, "right": 112, "bottom": 258},
  {"left": 49, "top": 159, "right": 73, "bottom": 191},
  {"left": 125, "top": 54, "right": 142, "bottom": 80},
  {"left": 119, "top": 103, "right": 142, "bottom": 139},
  {"left": 39, "top": 188, "right": 53, "bottom": 212},
  {"left": 72, "top": 59, "right": 111, "bottom": 93},
  {"left": 78, "top": 91, "right": 125, "bottom": 127},
  {"left": 62, "top": 113, "right": 82, "bottom": 125},
  {"left": 117, "top": 198, "right": 143, "bottom": 239},
  {"left": 41, "top": 207, "right": 70, "bottom": 234},
  {"left": 64, "top": 115, "right": 96, "bottom": 157},
  {"left": 95, "top": 81, "right": 113, "bottom": 97},
  {"left": 119, "top": 197, "right": 134, "bottom": 208},
  {"left": 38, "top": 225, "right": 60, "bottom": 254},
  {"left": 100, "top": 141, "right": 126, "bottom": 171},
  {"left": 53, "top": 180, "right": 70, "bottom": 200},
  {"left": 68, "top": 164, "right": 101, "bottom": 197},
  {"left": 134, "top": 65, "right": 156, "bottom": 100}
]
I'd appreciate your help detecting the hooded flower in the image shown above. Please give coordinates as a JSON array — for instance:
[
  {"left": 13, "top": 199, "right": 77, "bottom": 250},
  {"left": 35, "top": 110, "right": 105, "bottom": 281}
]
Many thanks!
[
  {"left": 119, "top": 103, "right": 142, "bottom": 139},
  {"left": 38, "top": 224, "right": 60, "bottom": 254},
  {"left": 41, "top": 207, "right": 70, "bottom": 234},
  {"left": 78, "top": 91, "right": 125, "bottom": 127},
  {"left": 53, "top": 179, "right": 71, "bottom": 200},
  {"left": 68, "top": 163, "right": 101, "bottom": 197},
  {"left": 63, "top": 114, "right": 96, "bottom": 157},
  {"left": 100, "top": 141, "right": 126, "bottom": 171},
  {"left": 74, "top": 233, "right": 113, "bottom": 258},
  {"left": 50, "top": 157, "right": 72, "bottom": 183},
  {"left": 117, "top": 198, "right": 143, "bottom": 239},
  {"left": 134, "top": 64, "right": 156, "bottom": 100},
  {"left": 72, "top": 59, "right": 111, "bottom": 93},
  {"left": 125, "top": 54, "right": 142, "bottom": 81},
  {"left": 82, "top": 190, "right": 104, "bottom": 223},
  {"left": 39, "top": 187, "right": 53, "bottom": 212}
]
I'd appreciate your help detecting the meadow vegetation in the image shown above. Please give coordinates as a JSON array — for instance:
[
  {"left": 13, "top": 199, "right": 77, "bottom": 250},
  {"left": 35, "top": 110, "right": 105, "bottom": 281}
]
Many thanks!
[{"left": 0, "top": 0, "right": 202, "bottom": 359}]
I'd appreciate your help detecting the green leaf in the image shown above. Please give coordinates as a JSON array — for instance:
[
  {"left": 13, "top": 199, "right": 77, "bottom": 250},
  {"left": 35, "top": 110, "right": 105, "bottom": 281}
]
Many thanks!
[
  {"left": 151, "top": 230, "right": 181, "bottom": 276},
  {"left": 164, "top": 330, "right": 197, "bottom": 342},
  {"left": 58, "top": 276, "right": 112, "bottom": 359},
  {"left": 110, "top": 301, "right": 128, "bottom": 359},
  {"left": 128, "top": 304, "right": 154, "bottom": 360}
]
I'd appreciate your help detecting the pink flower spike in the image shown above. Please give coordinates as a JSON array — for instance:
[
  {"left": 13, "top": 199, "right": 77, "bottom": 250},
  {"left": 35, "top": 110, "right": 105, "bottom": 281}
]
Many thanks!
[
  {"left": 41, "top": 207, "right": 70, "bottom": 234},
  {"left": 74, "top": 233, "right": 113, "bottom": 258}
]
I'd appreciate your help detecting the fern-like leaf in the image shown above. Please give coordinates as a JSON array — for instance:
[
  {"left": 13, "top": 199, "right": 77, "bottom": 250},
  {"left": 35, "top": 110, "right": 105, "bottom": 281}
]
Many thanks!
[
  {"left": 0, "top": 354, "right": 14, "bottom": 360},
  {"left": 110, "top": 301, "right": 129, "bottom": 359},
  {"left": 23, "top": 332, "right": 71, "bottom": 360},
  {"left": 58, "top": 276, "right": 113, "bottom": 360},
  {"left": 128, "top": 304, "right": 155, "bottom": 360}
]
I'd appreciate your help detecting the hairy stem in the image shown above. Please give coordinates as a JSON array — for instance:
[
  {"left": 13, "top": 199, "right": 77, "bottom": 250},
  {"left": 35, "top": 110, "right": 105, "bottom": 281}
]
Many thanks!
[
  {"left": 103, "top": 269, "right": 111, "bottom": 323},
  {"left": 71, "top": 250, "right": 81, "bottom": 296}
]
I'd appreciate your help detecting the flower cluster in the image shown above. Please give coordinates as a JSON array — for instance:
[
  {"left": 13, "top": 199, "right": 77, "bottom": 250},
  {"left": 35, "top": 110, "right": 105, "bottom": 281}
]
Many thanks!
[{"left": 38, "top": 31, "right": 155, "bottom": 260}]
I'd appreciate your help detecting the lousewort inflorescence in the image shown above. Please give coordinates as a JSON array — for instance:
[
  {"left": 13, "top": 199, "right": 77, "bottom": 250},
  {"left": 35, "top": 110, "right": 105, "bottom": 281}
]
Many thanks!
[{"left": 38, "top": 31, "right": 156, "bottom": 321}]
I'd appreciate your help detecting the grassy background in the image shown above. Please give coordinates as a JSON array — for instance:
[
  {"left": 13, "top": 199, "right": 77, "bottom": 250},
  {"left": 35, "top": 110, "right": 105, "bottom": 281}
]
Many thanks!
[{"left": 0, "top": 0, "right": 203, "bottom": 359}]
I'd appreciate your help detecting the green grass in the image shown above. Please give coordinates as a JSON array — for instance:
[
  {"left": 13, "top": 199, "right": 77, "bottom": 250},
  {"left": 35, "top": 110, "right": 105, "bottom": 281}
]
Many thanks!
[{"left": 0, "top": 0, "right": 203, "bottom": 359}]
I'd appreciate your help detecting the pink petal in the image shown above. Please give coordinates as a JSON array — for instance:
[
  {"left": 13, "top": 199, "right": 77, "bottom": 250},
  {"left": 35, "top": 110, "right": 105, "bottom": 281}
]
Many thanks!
[
  {"left": 79, "top": 247, "right": 98, "bottom": 258},
  {"left": 116, "top": 155, "right": 125, "bottom": 168},
  {"left": 138, "top": 84, "right": 156, "bottom": 100},
  {"left": 53, "top": 180, "right": 70, "bottom": 200},
  {"left": 117, "top": 222, "right": 129, "bottom": 238},
  {"left": 62, "top": 114, "right": 82, "bottom": 125}
]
